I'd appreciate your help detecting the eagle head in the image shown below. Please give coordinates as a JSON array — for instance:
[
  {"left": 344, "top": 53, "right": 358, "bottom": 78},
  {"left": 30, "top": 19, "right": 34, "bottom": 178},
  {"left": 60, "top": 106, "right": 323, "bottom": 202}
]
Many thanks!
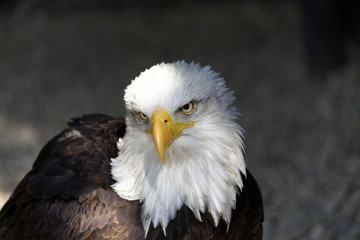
[{"left": 111, "top": 61, "right": 246, "bottom": 235}]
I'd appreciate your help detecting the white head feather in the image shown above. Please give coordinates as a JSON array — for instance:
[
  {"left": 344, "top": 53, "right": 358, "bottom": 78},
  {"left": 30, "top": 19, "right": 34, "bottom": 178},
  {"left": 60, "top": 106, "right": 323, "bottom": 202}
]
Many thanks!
[{"left": 111, "top": 61, "right": 246, "bottom": 236}]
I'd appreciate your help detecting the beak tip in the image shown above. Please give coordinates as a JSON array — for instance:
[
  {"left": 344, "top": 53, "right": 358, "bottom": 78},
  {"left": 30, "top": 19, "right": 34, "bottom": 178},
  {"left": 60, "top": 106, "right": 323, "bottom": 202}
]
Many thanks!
[{"left": 159, "top": 151, "right": 166, "bottom": 164}]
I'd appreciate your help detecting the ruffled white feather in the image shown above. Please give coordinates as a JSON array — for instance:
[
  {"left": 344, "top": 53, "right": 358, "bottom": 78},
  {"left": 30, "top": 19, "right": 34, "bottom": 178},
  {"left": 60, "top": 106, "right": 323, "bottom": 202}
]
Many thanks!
[{"left": 111, "top": 61, "right": 246, "bottom": 236}]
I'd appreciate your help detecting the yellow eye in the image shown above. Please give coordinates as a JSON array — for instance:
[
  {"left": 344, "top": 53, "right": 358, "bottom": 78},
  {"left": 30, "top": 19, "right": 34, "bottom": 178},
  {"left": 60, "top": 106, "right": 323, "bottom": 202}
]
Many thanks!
[
  {"left": 138, "top": 112, "right": 149, "bottom": 122},
  {"left": 179, "top": 101, "right": 195, "bottom": 114}
]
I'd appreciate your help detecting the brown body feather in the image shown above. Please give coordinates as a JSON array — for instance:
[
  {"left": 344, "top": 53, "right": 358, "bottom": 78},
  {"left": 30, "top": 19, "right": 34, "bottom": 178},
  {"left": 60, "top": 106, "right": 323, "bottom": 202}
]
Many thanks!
[{"left": 0, "top": 114, "right": 263, "bottom": 239}]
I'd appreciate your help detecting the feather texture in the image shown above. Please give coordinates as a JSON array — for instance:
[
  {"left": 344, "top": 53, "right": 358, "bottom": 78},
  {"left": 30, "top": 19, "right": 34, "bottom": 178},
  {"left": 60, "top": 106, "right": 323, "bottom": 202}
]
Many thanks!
[
  {"left": 112, "top": 61, "right": 247, "bottom": 234},
  {"left": 0, "top": 114, "right": 263, "bottom": 240}
]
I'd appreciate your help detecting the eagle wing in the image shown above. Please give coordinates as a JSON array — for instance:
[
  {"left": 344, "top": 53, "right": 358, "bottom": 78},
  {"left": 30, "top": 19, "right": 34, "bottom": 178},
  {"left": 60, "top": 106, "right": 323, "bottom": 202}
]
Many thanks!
[{"left": 0, "top": 114, "right": 144, "bottom": 240}]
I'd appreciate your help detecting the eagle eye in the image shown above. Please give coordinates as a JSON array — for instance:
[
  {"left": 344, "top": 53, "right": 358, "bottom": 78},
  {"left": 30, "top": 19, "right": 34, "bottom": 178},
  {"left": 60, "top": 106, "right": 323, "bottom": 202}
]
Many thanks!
[
  {"left": 138, "top": 112, "right": 149, "bottom": 122},
  {"left": 179, "top": 101, "right": 195, "bottom": 114}
]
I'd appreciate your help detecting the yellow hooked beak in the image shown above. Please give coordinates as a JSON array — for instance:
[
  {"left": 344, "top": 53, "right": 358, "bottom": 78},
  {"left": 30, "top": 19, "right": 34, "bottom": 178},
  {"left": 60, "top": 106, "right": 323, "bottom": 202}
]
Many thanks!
[{"left": 145, "top": 108, "right": 194, "bottom": 163}]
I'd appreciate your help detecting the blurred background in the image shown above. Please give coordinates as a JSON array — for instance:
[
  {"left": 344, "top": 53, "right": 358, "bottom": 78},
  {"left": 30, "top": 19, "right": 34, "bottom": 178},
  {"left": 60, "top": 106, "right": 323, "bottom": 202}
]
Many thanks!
[{"left": 0, "top": 0, "right": 359, "bottom": 239}]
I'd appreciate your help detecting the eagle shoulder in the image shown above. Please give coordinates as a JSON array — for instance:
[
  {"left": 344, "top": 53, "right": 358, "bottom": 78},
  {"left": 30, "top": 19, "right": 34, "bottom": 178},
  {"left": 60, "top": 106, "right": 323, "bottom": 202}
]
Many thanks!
[
  {"left": 0, "top": 114, "right": 144, "bottom": 239},
  {"left": 227, "top": 170, "right": 264, "bottom": 240}
]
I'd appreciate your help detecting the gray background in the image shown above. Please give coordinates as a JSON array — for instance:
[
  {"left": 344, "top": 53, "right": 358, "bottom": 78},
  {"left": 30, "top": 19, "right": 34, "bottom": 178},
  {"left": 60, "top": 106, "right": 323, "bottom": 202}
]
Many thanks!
[{"left": 1, "top": 0, "right": 359, "bottom": 239}]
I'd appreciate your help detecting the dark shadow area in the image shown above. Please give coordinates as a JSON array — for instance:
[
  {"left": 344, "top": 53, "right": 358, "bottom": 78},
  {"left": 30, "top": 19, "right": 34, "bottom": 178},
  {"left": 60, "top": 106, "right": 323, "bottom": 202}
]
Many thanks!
[{"left": 300, "top": 0, "right": 360, "bottom": 78}]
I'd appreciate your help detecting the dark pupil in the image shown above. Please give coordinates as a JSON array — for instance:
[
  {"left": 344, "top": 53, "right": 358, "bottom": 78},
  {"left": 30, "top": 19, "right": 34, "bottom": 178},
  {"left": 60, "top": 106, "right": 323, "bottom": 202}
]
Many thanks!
[{"left": 183, "top": 104, "right": 189, "bottom": 110}]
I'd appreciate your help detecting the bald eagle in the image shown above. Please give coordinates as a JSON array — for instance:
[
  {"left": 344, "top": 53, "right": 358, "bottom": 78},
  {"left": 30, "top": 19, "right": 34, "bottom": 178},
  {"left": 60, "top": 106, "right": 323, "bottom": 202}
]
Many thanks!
[{"left": 0, "top": 61, "right": 263, "bottom": 239}]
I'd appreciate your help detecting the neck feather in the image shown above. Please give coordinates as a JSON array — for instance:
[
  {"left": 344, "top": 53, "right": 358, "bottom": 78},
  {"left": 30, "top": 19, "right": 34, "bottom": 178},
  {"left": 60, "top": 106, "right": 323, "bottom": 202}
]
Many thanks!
[{"left": 111, "top": 122, "right": 246, "bottom": 236}]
